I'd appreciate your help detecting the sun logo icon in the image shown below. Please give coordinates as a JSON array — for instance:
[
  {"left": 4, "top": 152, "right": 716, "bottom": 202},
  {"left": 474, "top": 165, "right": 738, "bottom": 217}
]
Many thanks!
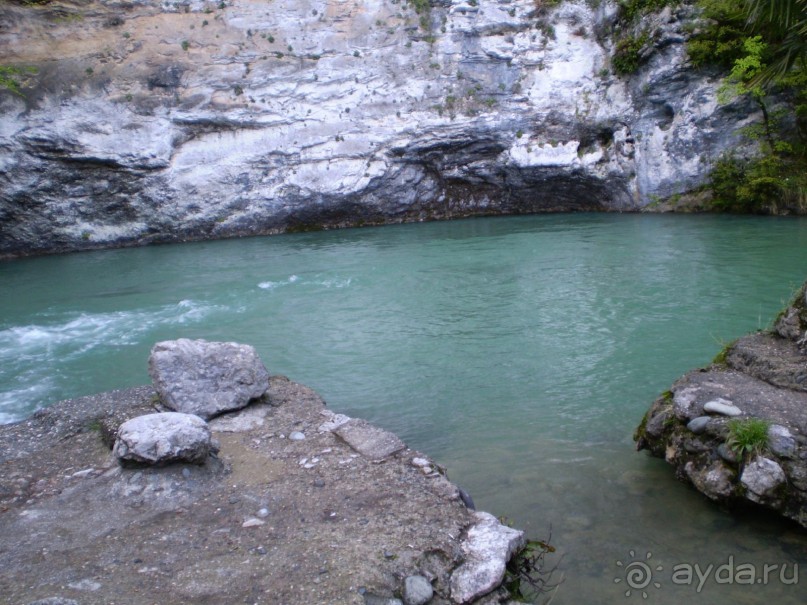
[{"left": 614, "top": 550, "right": 663, "bottom": 599}]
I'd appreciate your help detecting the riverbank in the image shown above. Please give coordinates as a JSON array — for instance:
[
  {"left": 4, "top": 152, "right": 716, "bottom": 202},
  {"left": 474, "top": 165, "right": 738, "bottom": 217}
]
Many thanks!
[
  {"left": 635, "top": 281, "right": 807, "bottom": 528},
  {"left": 0, "top": 374, "right": 530, "bottom": 604}
]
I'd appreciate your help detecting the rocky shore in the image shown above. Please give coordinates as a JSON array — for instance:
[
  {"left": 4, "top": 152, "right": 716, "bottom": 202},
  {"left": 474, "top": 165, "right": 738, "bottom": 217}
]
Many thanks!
[
  {"left": 635, "top": 281, "right": 807, "bottom": 528},
  {"left": 0, "top": 340, "right": 529, "bottom": 604}
]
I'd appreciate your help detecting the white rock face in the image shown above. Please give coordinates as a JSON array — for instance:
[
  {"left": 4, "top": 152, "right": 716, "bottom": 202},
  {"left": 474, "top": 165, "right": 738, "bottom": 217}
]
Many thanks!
[
  {"left": 0, "top": 0, "right": 761, "bottom": 257},
  {"left": 113, "top": 412, "right": 215, "bottom": 465}
]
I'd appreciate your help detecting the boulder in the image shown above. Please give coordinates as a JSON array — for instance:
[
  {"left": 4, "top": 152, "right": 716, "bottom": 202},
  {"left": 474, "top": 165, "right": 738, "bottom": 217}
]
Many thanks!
[
  {"left": 767, "top": 425, "right": 797, "bottom": 459},
  {"left": 740, "top": 457, "right": 786, "bottom": 503},
  {"left": 113, "top": 412, "right": 216, "bottom": 465},
  {"left": 149, "top": 339, "right": 270, "bottom": 419},
  {"left": 449, "top": 511, "right": 525, "bottom": 604}
]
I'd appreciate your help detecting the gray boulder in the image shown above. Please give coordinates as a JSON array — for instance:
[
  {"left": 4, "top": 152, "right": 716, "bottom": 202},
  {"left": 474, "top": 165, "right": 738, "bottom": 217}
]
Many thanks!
[
  {"left": 768, "top": 425, "right": 797, "bottom": 459},
  {"left": 149, "top": 339, "right": 270, "bottom": 419},
  {"left": 113, "top": 412, "right": 216, "bottom": 465},
  {"left": 740, "top": 457, "right": 786, "bottom": 503}
]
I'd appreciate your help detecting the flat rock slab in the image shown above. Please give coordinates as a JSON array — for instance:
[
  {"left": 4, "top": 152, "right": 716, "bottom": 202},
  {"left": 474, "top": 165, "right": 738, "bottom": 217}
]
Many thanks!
[
  {"left": 668, "top": 369, "right": 807, "bottom": 433},
  {"left": 334, "top": 418, "right": 406, "bottom": 461},
  {"left": 727, "top": 332, "right": 807, "bottom": 392},
  {"left": 113, "top": 412, "right": 215, "bottom": 465},
  {"left": 149, "top": 339, "right": 270, "bottom": 420},
  {"left": 0, "top": 377, "right": 520, "bottom": 604}
]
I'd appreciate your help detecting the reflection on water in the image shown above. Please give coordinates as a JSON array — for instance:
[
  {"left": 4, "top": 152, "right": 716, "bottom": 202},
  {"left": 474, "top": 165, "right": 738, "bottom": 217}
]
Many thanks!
[{"left": 1, "top": 213, "right": 806, "bottom": 603}]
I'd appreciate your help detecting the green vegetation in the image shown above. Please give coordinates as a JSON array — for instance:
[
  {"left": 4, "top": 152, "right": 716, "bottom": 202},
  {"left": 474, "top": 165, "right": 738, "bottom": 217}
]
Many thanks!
[
  {"left": 686, "top": 0, "right": 747, "bottom": 69},
  {"left": 711, "top": 339, "right": 736, "bottom": 365},
  {"left": 617, "top": 0, "right": 676, "bottom": 23},
  {"left": 0, "top": 65, "right": 37, "bottom": 96},
  {"left": 181, "top": 40, "right": 190, "bottom": 51},
  {"left": 409, "top": 0, "right": 431, "bottom": 29},
  {"left": 690, "top": 0, "right": 807, "bottom": 213},
  {"left": 726, "top": 417, "right": 770, "bottom": 460},
  {"left": 609, "top": 1, "right": 679, "bottom": 75},
  {"left": 612, "top": 31, "right": 650, "bottom": 75},
  {"left": 503, "top": 534, "right": 561, "bottom": 601}
]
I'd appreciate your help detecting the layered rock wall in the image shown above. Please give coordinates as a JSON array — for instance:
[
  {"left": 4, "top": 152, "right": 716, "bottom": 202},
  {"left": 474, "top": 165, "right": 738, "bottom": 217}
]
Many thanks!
[{"left": 0, "top": 0, "right": 759, "bottom": 257}]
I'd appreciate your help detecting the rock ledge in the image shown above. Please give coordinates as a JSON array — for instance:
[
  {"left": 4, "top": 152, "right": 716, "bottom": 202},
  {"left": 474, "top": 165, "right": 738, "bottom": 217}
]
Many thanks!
[
  {"left": 636, "top": 282, "right": 807, "bottom": 528},
  {"left": 0, "top": 372, "right": 526, "bottom": 604}
]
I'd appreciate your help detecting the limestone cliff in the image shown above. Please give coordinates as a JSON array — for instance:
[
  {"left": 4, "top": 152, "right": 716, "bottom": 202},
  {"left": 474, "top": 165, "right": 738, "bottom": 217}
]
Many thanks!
[{"left": 0, "top": 0, "right": 759, "bottom": 257}]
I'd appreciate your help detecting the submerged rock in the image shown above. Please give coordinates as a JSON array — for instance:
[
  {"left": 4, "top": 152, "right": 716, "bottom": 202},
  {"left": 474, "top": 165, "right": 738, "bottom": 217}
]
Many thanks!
[
  {"left": 149, "top": 339, "right": 269, "bottom": 419},
  {"left": 113, "top": 412, "right": 215, "bottom": 465}
]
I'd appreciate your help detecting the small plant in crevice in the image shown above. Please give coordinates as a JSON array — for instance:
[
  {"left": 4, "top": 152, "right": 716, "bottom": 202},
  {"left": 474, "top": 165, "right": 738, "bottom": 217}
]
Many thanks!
[
  {"left": 710, "top": 337, "right": 737, "bottom": 366},
  {"left": 503, "top": 531, "right": 563, "bottom": 602},
  {"left": 612, "top": 31, "right": 650, "bottom": 75},
  {"left": 181, "top": 40, "right": 190, "bottom": 51},
  {"left": 616, "top": 0, "right": 675, "bottom": 24},
  {"left": 726, "top": 417, "right": 771, "bottom": 461}
]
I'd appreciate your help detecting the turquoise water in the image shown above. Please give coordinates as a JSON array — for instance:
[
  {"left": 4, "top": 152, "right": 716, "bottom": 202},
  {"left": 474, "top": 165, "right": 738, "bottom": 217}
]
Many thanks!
[{"left": 2, "top": 213, "right": 807, "bottom": 603}]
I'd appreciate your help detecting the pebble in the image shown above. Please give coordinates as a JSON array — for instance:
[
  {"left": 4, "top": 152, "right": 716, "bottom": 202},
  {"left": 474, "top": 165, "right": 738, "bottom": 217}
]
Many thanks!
[
  {"left": 686, "top": 416, "right": 711, "bottom": 434},
  {"left": 403, "top": 575, "right": 433, "bottom": 605},
  {"left": 242, "top": 518, "right": 265, "bottom": 528},
  {"left": 257, "top": 508, "right": 270, "bottom": 518},
  {"left": 717, "top": 443, "right": 739, "bottom": 464},
  {"left": 67, "top": 579, "right": 101, "bottom": 592},
  {"left": 313, "top": 479, "right": 325, "bottom": 488},
  {"left": 289, "top": 431, "right": 305, "bottom": 441},
  {"left": 768, "top": 425, "right": 797, "bottom": 459},
  {"left": 703, "top": 399, "right": 742, "bottom": 417}
]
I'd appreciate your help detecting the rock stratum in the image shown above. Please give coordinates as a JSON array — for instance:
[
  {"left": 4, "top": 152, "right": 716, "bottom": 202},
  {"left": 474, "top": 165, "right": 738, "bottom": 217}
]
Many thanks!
[
  {"left": 636, "top": 282, "right": 807, "bottom": 528},
  {"left": 0, "top": 340, "right": 530, "bottom": 604},
  {"left": 1, "top": 0, "right": 760, "bottom": 258}
]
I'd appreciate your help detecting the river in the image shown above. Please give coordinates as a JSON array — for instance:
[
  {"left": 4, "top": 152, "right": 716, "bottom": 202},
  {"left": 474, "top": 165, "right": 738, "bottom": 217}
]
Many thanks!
[{"left": 2, "top": 213, "right": 806, "bottom": 603}]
